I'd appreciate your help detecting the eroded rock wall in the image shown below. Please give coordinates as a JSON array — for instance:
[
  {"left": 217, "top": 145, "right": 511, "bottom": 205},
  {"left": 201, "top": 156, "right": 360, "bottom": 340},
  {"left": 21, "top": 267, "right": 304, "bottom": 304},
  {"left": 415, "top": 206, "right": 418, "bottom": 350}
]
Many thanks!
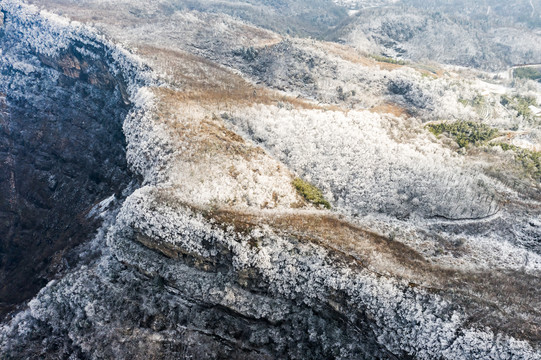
[{"left": 0, "top": 4, "right": 134, "bottom": 318}]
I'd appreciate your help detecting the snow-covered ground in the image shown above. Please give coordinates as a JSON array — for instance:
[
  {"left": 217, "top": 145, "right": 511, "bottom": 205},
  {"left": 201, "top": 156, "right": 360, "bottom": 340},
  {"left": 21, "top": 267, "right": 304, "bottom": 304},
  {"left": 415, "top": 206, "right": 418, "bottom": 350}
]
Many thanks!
[{"left": 1, "top": 0, "right": 540, "bottom": 358}]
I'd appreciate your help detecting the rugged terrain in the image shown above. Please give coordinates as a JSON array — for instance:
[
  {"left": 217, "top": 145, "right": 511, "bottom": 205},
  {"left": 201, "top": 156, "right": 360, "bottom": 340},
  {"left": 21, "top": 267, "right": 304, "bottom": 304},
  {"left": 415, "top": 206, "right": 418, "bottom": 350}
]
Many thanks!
[
  {"left": 0, "top": 0, "right": 540, "bottom": 359},
  {"left": 0, "top": 2, "right": 140, "bottom": 317},
  {"left": 334, "top": 0, "right": 541, "bottom": 71}
]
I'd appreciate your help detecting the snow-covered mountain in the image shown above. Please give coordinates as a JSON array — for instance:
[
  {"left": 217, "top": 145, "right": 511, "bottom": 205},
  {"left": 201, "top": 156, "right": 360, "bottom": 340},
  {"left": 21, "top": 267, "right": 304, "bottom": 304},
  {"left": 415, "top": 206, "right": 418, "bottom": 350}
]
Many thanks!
[
  {"left": 0, "top": 0, "right": 540, "bottom": 359},
  {"left": 331, "top": 0, "right": 541, "bottom": 71}
]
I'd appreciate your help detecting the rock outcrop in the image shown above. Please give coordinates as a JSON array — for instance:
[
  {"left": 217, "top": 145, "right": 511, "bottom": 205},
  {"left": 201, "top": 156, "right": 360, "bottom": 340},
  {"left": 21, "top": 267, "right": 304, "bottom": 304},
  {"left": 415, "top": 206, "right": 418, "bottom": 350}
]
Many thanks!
[{"left": 0, "top": 2, "right": 138, "bottom": 318}]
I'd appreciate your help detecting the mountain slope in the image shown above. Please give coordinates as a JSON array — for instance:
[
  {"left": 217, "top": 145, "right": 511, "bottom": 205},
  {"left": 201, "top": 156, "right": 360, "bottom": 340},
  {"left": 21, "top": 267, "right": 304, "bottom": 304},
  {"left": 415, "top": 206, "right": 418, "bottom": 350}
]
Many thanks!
[{"left": 0, "top": 0, "right": 540, "bottom": 359}]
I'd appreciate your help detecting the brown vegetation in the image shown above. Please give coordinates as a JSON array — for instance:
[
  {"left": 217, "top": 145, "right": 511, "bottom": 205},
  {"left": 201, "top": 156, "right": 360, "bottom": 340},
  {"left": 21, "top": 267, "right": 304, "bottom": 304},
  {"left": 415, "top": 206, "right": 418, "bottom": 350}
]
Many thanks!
[
  {"left": 318, "top": 42, "right": 375, "bottom": 67},
  {"left": 197, "top": 205, "right": 540, "bottom": 343},
  {"left": 142, "top": 47, "right": 341, "bottom": 111},
  {"left": 369, "top": 102, "right": 411, "bottom": 117}
]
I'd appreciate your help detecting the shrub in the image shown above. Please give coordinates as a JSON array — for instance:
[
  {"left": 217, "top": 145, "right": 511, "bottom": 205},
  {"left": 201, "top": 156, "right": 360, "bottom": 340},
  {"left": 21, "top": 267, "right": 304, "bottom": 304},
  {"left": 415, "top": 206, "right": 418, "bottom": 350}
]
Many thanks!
[
  {"left": 515, "top": 96, "right": 536, "bottom": 119},
  {"left": 458, "top": 98, "right": 469, "bottom": 106},
  {"left": 292, "top": 177, "right": 331, "bottom": 209},
  {"left": 426, "top": 121, "right": 499, "bottom": 148},
  {"left": 233, "top": 46, "right": 259, "bottom": 61},
  {"left": 370, "top": 54, "right": 407, "bottom": 65},
  {"left": 513, "top": 67, "right": 541, "bottom": 82},
  {"left": 492, "top": 143, "right": 541, "bottom": 182},
  {"left": 500, "top": 95, "right": 537, "bottom": 119}
]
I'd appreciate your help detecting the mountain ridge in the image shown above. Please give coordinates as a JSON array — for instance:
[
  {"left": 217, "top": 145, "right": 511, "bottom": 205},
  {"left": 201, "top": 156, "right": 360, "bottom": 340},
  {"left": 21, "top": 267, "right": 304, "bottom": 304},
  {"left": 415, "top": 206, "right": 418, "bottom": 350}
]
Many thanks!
[{"left": 0, "top": 0, "right": 540, "bottom": 358}]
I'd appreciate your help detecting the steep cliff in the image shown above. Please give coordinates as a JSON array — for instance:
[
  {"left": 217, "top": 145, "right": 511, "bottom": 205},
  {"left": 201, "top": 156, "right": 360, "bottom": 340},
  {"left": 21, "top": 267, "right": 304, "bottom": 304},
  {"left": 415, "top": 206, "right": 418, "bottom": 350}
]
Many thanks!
[{"left": 0, "top": 1, "right": 145, "bottom": 318}]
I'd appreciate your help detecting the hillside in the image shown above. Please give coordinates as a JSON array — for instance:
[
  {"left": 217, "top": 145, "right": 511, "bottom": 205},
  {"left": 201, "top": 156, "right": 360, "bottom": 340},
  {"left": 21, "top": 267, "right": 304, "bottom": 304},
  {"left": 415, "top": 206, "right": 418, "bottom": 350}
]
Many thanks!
[
  {"left": 334, "top": 0, "right": 541, "bottom": 71},
  {"left": 0, "top": 0, "right": 540, "bottom": 359}
]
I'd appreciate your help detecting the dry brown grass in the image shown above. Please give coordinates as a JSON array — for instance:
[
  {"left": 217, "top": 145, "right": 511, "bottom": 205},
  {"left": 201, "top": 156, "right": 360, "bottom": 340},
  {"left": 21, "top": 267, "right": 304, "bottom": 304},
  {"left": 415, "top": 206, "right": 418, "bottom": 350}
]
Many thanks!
[
  {"left": 369, "top": 102, "right": 411, "bottom": 117},
  {"left": 207, "top": 208, "right": 433, "bottom": 281},
  {"left": 238, "top": 23, "right": 282, "bottom": 47},
  {"left": 315, "top": 42, "right": 448, "bottom": 81},
  {"left": 318, "top": 42, "right": 375, "bottom": 67},
  {"left": 191, "top": 205, "right": 540, "bottom": 343},
  {"left": 150, "top": 87, "right": 265, "bottom": 163},
  {"left": 149, "top": 85, "right": 347, "bottom": 173},
  {"left": 143, "top": 51, "right": 342, "bottom": 112},
  {"left": 373, "top": 61, "right": 404, "bottom": 71},
  {"left": 316, "top": 41, "right": 444, "bottom": 80},
  {"left": 318, "top": 42, "right": 406, "bottom": 71},
  {"left": 318, "top": 42, "right": 402, "bottom": 70}
]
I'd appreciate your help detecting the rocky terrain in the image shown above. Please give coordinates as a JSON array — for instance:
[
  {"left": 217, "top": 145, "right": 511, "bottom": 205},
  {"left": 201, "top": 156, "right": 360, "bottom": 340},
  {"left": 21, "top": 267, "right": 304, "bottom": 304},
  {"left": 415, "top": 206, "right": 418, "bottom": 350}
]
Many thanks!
[
  {"left": 0, "top": 0, "right": 540, "bottom": 359},
  {"left": 0, "top": 2, "right": 142, "bottom": 317}
]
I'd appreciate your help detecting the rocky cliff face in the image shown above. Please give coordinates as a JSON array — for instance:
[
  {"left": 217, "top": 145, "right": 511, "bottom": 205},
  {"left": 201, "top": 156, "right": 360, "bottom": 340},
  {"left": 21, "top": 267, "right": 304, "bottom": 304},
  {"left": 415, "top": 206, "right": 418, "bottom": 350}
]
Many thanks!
[
  {"left": 0, "top": 4, "right": 135, "bottom": 318},
  {"left": 0, "top": 1, "right": 540, "bottom": 359}
]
